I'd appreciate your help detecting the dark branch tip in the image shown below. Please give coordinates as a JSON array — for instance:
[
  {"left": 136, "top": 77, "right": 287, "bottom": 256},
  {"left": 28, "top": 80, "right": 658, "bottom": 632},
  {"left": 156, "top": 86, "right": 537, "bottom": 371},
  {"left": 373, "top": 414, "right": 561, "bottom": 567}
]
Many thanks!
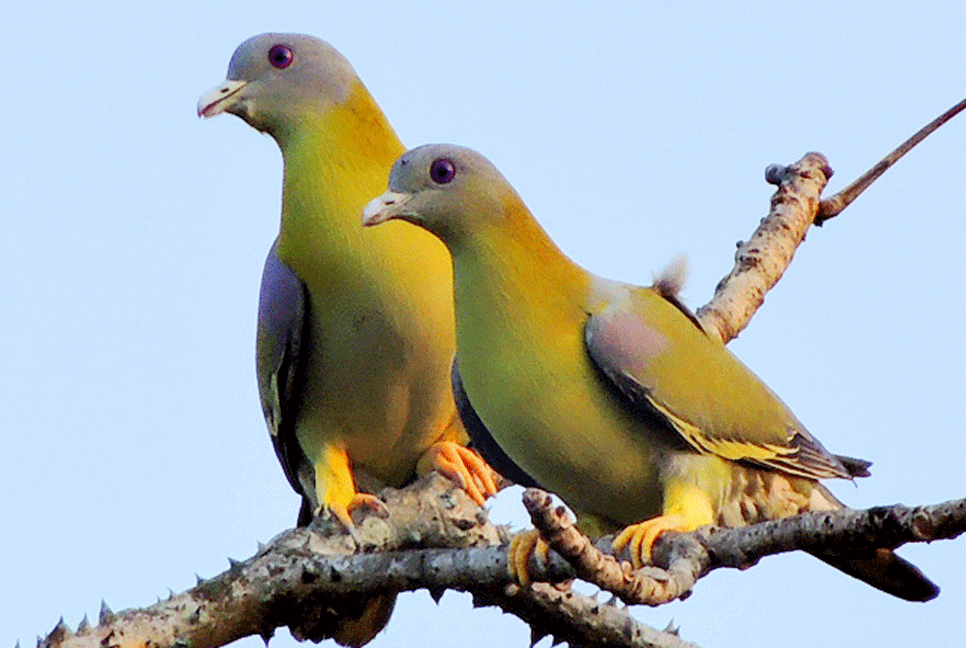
[
  {"left": 46, "top": 618, "right": 70, "bottom": 644},
  {"left": 428, "top": 586, "right": 446, "bottom": 604},
  {"left": 530, "top": 626, "right": 550, "bottom": 647},
  {"left": 764, "top": 164, "right": 787, "bottom": 185},
  {"left": 98, "top": 600, "right": 116, "bottom": 626}
]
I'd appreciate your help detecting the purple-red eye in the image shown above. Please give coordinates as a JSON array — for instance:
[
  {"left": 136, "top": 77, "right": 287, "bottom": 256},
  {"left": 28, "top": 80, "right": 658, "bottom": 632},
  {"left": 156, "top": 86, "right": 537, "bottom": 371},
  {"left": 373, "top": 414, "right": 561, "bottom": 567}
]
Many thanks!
[
  {"left": 268, "top": 44, "right": 294, "bottom": 69},
  {"left": 430, "top": 158, "right": 456, "bottom": 184}
]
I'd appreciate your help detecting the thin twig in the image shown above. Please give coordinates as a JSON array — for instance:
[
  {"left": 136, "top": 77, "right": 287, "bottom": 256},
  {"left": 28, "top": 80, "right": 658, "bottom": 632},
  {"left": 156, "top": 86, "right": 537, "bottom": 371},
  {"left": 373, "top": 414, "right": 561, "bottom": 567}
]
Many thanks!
[{"left": 817, "top": 95, "right": 966, "bottom": 223}]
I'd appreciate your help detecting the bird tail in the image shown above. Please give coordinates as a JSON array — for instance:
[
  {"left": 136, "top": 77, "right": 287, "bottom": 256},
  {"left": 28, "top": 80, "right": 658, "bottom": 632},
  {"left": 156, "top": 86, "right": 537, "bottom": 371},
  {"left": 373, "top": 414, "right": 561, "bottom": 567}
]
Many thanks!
[
  {"left": 289, "top": 591, "right": 397, "bottom": 647},
  {"left": 332, "top": 593, "right": 397, "bottom": 647},
  {"left": 810, "top": 547, "right": 939, "bottom": 602},
  {"left": 807, "top": 484, "right": 938, "bottom": 602}
]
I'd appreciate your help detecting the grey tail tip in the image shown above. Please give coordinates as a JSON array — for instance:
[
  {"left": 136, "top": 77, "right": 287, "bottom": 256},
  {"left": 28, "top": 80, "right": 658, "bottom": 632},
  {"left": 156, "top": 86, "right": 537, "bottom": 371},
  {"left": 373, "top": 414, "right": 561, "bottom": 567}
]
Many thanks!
[
  {"left": 815, "top": 548, "right": 939, "bottom": 602},
  {"left": 835, "top": 454, "right": 872, "bottom": 478}
]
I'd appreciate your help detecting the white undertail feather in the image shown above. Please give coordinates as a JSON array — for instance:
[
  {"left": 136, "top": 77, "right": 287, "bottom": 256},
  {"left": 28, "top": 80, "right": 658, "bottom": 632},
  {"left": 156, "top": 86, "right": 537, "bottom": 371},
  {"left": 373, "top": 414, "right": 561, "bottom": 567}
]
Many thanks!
[
  {"left": 718, "top": 463, "right": 842, "bottom": 527},
  {"left": 652, "top": 255, "right": 689, "bottom": 300}
]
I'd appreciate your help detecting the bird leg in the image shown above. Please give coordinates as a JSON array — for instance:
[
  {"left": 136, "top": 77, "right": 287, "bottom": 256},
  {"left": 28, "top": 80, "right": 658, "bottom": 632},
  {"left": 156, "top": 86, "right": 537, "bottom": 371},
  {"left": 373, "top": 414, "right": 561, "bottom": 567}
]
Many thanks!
[
  {"left": 422, "top": 441, "right": 499, "bottom": 506},
  {"left": 323, "top": 493, "right": 390, "bottom": 536},
  {"left": 613, "top": 482, "right": 715, "bottom": 568},
  {"left": 312, "top": 444, "right": 388, "bottom": 540}
]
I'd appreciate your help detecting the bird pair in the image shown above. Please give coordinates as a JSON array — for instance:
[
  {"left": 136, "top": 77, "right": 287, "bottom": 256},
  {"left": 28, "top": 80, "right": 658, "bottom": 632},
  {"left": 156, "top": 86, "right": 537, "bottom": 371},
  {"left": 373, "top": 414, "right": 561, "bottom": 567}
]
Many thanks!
[{"left": 199, "top": 32, "right": 937, "bottom": 646}]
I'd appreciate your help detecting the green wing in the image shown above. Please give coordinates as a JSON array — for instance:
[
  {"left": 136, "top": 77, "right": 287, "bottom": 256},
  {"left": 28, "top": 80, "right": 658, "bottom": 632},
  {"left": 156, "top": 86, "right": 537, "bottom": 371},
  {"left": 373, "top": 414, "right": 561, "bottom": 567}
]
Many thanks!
[{"left": 584, "top": 285, "right": 858, "bottom": 480}]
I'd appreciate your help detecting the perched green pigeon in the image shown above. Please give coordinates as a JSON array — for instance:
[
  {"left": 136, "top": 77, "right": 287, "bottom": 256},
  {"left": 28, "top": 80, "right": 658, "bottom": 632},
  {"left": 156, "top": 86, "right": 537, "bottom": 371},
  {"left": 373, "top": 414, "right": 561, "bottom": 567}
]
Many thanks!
[
  {"left": 363, "top": 143, "right": 939, "bottom": 602},
  {"left": 198, "top": 37, "right": 496, "bottom": 646}
]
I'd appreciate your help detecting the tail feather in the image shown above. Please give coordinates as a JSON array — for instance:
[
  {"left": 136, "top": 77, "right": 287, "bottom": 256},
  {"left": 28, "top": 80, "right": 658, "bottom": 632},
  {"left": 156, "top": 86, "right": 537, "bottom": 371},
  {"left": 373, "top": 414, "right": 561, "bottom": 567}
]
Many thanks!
[
  {"left": 835, "top": 454, "right": 872, "bottom": 478},
  {"left": 811, "top": 547, "right": 939, "bottom": 602},
  {"left": 332, "top": 593, "right": 397, "bottom": 647},
  {"left": 290, "top": 592, "right": 397, "bottom": 647},
  {"left": 806, "top": 483, "right": 938, "bottom": 601}
]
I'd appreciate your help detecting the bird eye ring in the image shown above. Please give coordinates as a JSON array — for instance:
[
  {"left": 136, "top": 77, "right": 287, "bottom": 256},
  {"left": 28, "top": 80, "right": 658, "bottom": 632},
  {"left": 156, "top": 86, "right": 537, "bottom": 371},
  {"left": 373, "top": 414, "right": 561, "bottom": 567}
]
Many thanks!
[
  {"left": 268, "top": 45, "right": 294, "bottom": 69},
  {"left": 430, "top": 158, "right": 456, "bottom": 184}
]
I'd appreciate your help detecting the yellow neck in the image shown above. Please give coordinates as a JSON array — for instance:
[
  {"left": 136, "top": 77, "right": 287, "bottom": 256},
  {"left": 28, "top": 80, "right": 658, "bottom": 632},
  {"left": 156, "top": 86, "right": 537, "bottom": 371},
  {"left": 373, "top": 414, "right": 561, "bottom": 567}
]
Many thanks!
[
  {"left": 270, "top": 80, "right": 454, "bottom": 339},
  {"left": 451, "top": 197, "right": 590, "bottom": 367},
  {"left": 275, "top": 82, "right": 405, "bottom": 261}
]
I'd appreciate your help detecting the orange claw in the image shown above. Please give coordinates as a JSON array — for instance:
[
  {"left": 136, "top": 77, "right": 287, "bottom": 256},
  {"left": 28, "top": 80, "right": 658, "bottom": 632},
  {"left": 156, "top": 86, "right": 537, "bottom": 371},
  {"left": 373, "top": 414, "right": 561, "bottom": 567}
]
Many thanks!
[
  {"left": 427, "top": 441, "right": 499, "bottom": 505},
  {"left": 612, "top": 513, "right": 688, "bottom": 569},
  {"left": 324, "top": 493, "right": 389, "bottom": 540},
  {"left": 348, "top": 492, "right": 389, "bottom": 518},
  {"left": 507, "top": 529, "right": 550, "bottom": 586}
]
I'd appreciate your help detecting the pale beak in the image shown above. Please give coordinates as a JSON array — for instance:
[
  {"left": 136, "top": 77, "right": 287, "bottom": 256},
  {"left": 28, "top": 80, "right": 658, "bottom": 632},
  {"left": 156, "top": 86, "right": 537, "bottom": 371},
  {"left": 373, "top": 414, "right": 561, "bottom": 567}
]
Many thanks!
[
  {"left": 197, "top": 79, "right": 249, "bottom": 118},
  {"left": 362, "top": 191, "right": 412, "bottom": 226}
]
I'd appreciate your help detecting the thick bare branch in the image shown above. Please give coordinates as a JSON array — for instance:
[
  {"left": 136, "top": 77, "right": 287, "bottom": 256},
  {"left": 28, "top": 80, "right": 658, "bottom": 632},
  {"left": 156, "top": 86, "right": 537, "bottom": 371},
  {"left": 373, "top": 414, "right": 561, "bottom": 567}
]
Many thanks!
[
  {"left": 36, "top": 474, "right": 671, "bottom": 648},
  {"left": 522, "top": 488, "right": 966, "bottom": 606},
  {"left": 676, "top": 496, "right": 966, "bottom": 570},
  {"left": 40, "top": 486, "right": 962, "bottom": 648},
  {"left": 695, "top": 152, "right": 832, "bottom": 343},
  {"left": 697, "top": 96, "right": 966, "bottom": 344}
]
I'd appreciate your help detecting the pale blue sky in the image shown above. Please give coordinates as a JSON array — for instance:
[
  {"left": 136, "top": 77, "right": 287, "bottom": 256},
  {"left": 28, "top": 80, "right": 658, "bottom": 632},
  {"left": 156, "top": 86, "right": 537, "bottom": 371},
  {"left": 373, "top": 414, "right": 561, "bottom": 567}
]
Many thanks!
[{"left": 4, "top": 3, "right": 965, "bottom": 648}]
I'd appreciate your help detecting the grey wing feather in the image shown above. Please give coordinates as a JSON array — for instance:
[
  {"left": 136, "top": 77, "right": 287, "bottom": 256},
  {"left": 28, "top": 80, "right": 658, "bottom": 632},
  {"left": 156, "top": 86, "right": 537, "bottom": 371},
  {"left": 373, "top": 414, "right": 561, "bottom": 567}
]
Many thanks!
[{"left": 256, "top": 240, "right": 311, "bottom": 497}]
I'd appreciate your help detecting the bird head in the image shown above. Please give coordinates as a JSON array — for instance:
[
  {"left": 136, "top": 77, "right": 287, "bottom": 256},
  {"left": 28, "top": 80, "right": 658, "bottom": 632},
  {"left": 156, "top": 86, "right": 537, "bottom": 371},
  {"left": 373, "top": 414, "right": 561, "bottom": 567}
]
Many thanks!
[
  {"left": 362, "top": 144, "right": 516, "bottom": 246},
  {"left": 197, "top": 33, "right": 358, "bottom": 133}
]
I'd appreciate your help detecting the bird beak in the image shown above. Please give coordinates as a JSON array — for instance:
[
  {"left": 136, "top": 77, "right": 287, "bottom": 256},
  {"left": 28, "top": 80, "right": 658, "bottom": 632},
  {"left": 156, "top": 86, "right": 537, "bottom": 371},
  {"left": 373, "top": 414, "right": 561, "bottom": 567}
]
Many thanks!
[
  {"left": 197, "top": 79, "right": 249, "bottom": 118},
  {"left": 362, "top": 191, "right": 413, "bottom": 227}
]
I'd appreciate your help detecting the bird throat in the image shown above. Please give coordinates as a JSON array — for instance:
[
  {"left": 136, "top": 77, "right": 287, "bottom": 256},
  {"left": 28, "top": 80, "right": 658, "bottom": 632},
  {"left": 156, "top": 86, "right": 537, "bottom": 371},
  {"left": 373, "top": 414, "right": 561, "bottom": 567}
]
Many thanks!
[{"left": 274, "top": 82, "right": 406, "bottom": 270}]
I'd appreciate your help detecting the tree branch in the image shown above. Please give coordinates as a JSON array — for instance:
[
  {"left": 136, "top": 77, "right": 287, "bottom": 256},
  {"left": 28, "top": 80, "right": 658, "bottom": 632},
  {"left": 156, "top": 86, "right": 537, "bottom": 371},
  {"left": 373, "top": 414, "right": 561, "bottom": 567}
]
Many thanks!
[
  {"left": 816, "top": 95, "right": 966, "bottom": 224},
  {"left": 698, "top": 93, "right": 966, "bottom": 344},
  {"left": 38, "top": 477, "right": 964, "bottom": 648},
  {"left": 695, "top": 152, "right": 832, "bottom": 343},
  {"left": 37, "top": 475, "right": 685, "bottom": 648},
  {"left": 523, "top": 488, "right": 966, "bottom": 607}
]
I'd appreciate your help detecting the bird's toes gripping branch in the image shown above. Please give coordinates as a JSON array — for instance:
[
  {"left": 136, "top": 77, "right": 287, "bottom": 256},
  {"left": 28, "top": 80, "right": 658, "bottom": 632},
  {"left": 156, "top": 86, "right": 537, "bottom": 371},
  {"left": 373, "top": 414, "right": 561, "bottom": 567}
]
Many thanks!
[
  {"left": 507, "top": 529, "right": 552, "bottom": 586},
  {"left": 320, "top": 493, "right": 390, "bottom": 543},
  {"left": 423, "top": 441, "right": 499, "bottom": 506},
  {"left": 612, "top": 514, "right": 691, "bottom": 569}
]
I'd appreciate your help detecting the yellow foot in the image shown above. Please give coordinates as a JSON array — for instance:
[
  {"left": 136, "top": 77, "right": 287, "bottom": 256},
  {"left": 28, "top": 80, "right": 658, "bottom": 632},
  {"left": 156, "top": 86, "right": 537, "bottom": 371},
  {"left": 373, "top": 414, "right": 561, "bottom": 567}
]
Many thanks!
[
  {"left": 321, "top": 493, "right": 389, "bottom": 538},
  {"left": 426, "top": 442, "right": 499, "bottom": 506},
  {"left": 612, "top": 513, "right": 688, "bottom": 569},
  {"left": 507, "top": 529, "right": 551, "bottom": 587}
]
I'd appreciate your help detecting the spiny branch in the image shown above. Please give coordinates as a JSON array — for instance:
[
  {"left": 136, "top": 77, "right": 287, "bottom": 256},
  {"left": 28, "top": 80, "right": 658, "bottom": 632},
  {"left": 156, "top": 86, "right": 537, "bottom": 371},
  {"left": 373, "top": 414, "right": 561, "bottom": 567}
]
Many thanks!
[
  {"left": 35, "top": 475, "right": 684, "bottom": 648},
  {"left": 37, "top": 475, "right": 964, "bottom": 648},
  {"left": 523, "top": 489, "right": 966, "bottom": 607}
]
